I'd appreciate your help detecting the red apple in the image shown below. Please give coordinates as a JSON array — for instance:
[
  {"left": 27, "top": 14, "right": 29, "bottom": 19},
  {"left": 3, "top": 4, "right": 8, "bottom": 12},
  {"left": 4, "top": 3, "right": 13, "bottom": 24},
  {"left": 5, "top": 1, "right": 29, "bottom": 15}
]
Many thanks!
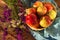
[
  {"left": 25, "top": 8, "right": 36, "bottom": 14},
  {"left": 44, "top": 3, "right": 53, "bottom": 11},
  {"left": 26, "top": 14, "right": 39, "bottom": 28},
  {"left": 43, "top": 6, "right": 47, "bottom": 15},
  {"left": 44, "top": 16, "right": 51, "bottom": 24}
]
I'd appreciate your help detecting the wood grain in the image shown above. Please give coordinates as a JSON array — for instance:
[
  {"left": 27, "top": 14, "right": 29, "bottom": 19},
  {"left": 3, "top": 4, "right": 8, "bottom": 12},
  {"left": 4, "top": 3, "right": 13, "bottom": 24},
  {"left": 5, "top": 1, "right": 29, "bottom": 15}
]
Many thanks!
[{"left": 54, "top": 0, "right": 60, "bottom": 8}]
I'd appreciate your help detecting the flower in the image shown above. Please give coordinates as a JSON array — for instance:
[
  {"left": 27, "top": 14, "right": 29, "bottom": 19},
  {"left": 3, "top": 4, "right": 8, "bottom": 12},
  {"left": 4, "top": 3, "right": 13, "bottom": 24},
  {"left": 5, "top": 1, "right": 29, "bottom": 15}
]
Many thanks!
[
  {"left": 17, "top": 33, "right": 23, "bottom": 40},
  {"left": 15, "top": 28, "right": 23, "bottom": 40},
  {"left": 3, "top": 6, "right": 12, "bottom": 22},
  {"left": 3, "top": 28, "right": 8, "bottom": 40}
]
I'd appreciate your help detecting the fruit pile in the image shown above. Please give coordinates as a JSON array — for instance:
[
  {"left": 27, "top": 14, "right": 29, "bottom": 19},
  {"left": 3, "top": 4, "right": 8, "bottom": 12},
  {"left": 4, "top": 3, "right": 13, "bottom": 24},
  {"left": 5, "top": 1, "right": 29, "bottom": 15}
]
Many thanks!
[{"left": 25, "top": 1, "right": 57, "bottom": 30}]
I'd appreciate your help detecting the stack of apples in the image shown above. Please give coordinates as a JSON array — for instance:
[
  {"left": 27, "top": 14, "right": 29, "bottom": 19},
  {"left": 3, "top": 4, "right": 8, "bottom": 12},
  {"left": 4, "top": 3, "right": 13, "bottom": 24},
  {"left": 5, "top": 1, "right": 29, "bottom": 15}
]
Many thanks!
[{"left": 25, "top": 1, "right": 57, "bottom": 30}]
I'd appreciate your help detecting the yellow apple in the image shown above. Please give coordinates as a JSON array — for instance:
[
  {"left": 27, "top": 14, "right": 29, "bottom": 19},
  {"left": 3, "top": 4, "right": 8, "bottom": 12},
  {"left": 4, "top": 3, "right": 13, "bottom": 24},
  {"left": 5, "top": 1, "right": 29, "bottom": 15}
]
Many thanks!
[
  {"left": 25, "top": 8, "right": 36, "bottom": 14},
  {"left": 37, "top": 6, "right": 47, "bottom": 15},
  {"left": 33, "top": 1, "right": 43, "bottom": 8},
  {"left": 48, "top": 10, "right": 57, "bottom": 20},
  {"left": 39, "top": 16, "right": 51, "bottom": 27}
]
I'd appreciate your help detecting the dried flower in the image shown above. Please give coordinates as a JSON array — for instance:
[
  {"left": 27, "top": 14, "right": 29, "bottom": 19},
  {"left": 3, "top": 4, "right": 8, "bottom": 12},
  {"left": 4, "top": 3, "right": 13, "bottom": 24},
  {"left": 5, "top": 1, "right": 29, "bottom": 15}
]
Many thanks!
[
  {"left": 3, "top": 6, "right": 12, "bottom": 22},
  {"left": 17, "top": 33, "right": 23, "bottom": 40},
  {"left": 15, "top": 28, "right": 23, "bottom": 40},
  {"left": 3, "top": 28, "right": 8, "bottom": 40}
]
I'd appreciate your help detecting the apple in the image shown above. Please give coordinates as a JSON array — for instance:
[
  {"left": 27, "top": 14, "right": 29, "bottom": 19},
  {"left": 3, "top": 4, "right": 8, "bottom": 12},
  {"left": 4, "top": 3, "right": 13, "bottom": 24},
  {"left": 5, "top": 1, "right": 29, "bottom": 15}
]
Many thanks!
[
  {"left": 39, "top": 16, "right": 51, "bottom": 27},
  {"left": 25, "top": 8, "right": 36, "bottom": 14},
  {"left": 48, "top": 10, "right": 57, "bottom": 20},
  {"left": 44, "top": 16, "right": 52, "bottom": 24},
  {"left": 44, "top": 3, "right": 53, "bottom": 11},
  {"left": 26, "top": 14, "right": 39, "bottom": 28},
  {"left": 43, "top": 6, "right": 47, "bottom": 14},
  {"left": 33, "top": 1, "right": 43, "bottom": 8},
  {"left": 37, "top": 6, "right": 47, "bottom": 15}
]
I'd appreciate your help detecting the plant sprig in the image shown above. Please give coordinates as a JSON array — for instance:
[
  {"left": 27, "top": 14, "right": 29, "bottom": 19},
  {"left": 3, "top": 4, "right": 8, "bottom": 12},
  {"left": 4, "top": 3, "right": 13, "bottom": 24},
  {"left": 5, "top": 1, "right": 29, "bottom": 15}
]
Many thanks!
[{"left": 4, "top": 0, "right": 19, "bottom": 20}]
